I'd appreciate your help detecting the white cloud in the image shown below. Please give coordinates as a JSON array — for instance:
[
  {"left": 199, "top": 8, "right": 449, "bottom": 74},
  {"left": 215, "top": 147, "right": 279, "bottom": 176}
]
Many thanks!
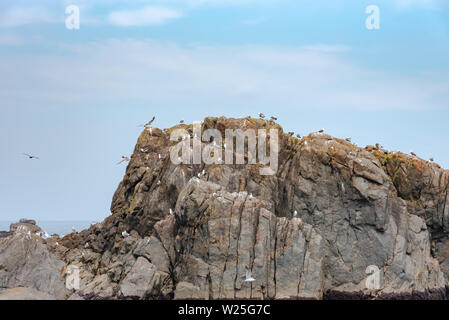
[
  {"left": 108, "top": 6, "right": 183, "bottom": 26},
  {"left": 0, "top": 7, "right": 56, "bottom": 27},
  {"left": 0, "top": 40, "right": 447, "bottom": 111}
]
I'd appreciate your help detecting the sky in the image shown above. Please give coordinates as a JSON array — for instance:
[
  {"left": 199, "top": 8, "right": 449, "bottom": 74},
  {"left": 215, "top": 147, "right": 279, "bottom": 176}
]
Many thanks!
[{"left": 0, "top": 0, "right": 448, "bottom": 222}]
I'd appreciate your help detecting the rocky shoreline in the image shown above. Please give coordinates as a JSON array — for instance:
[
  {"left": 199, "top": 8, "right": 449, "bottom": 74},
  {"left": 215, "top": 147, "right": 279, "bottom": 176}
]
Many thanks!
[{"left": 1, "top": 117, "right": 448, "bottom": 300}]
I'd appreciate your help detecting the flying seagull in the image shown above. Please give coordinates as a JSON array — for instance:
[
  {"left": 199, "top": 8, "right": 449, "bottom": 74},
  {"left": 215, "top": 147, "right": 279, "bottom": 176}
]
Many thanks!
[
  {"left": 244, "top": 266, "right": 255, "bottom": 282},
  {"left": 117, "top": 156, "right": 130, "bottom": 165},
  {"left": 138, "top": 116, "right": 155, "bottom": 128},
  {"left": 23, "top": 153, "right": 39, "bottom": 159}
]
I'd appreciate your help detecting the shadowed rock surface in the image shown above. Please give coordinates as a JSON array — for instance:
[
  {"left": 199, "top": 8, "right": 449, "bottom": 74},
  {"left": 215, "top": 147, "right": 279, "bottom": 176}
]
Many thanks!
[{"left": 2, "top": 117, "right": 448, "bottom": 299}]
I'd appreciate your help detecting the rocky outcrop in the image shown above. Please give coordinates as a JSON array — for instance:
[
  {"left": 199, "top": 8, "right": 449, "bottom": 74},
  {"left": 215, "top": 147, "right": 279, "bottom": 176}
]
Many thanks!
[
  {"left": 2, "top": 117, "right": 448, "bottom": 300},
  {"left": 55, "top": 117, "right": 448, "bottom": 299},
  {"left": 0, "top": 222, "right": 68, "bottom": 299}
]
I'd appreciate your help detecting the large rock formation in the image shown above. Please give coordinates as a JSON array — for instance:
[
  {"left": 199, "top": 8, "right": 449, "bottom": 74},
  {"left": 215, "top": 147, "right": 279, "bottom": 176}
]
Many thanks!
[
  {"left": 53, "top": 117, "right": 448, "bottom": 299},
  {"left": 2, "top": 117, "right": 448, "bottom": 300}
]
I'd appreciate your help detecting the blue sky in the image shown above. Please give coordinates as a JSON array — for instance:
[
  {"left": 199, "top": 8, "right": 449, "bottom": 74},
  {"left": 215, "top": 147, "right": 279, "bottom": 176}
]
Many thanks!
[{"left": 0, "top": 0, "right": 448, "bottom": 221}]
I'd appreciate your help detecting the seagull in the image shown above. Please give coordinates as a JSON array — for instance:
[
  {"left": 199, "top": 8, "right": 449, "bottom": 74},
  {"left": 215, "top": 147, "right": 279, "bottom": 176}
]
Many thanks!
[
  {"left": 375, "top": 143, "right": 382, "bottom": 149},
  {"left": 169, "top": 208, "right": 174, "bottom": 215},
  {"left": 429, "top": 157, "right": 434, "bottom": 162},
  {"left": 249, "top": 193, "right": 253, "bottom": 199},
  {"left": 138, "top": 116, "right": 155, "bottom": 128},
  {"left": 180, "top": 119, "right": 185, "bottom": 124},
  {"left": 318, "top": 128, "right": 325, "bottom": 133},
  {"left": 117, "top": 156, "right": 130, "bottom": 165},
  {"left": 258, "top": 113, "right": 265, "bottom": 119},
  {"left": 212, "top": 192, "right": 219, "bottom": 198},
  {"left": 270, "top": 116, "right": 277, "bottom": 121},
  {"left": 122, "top": 231, "right": 130, "bottom": 238},
  {"left": 293, "top": 210, "right": 298, "bottom": 217},
  {"left": 296, "top": 134, "right": 301, "bottom": 139},
  {"left": 410, "top": 151, "right": 417, "bottom": 157},
  {"left": 345, "top": 138, "right": 352, "bottom": 143},
  {"left": 244, "top": 266, "right": 255, "bottom": 282},
  {"left": 156, "top": 180, "right": 161, "bottom": 185},
  {"left": 288, "top": 132, "right": 294, "bottom": 136},
  {"left": 23, "top": 153, "right": 39, "bottom": 159},
  {"left": 140, "top": 147, "right": 149, "bottom": 153},
  {"left": 84, "top": 242, "right": 89, "bottom": 248},
  {"left": 71, "top": 227, "right": 76, "bottom": 233}
]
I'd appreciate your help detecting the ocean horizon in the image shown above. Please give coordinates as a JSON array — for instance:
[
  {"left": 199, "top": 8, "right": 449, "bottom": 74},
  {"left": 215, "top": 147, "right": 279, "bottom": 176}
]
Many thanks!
[{"left": 0, "top": 220, "right": 95, "bottom": 237}]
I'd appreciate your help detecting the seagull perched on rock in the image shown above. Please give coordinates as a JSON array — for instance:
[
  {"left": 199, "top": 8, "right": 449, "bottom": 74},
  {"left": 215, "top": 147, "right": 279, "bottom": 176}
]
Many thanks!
[
  {"left": 156, "top": 180, "right": 161, "bottom": 185},
  {"left": 429, "top": 157, "right": 434, "bottom": 162},
  {"left": 287, "top": 132, "right": 294, "bottom": 137},
  {"left": 23, "top": 153, "right": 39, "bottom": 159},
  {"left": 122, "top": 231, "right": 130, "bottom": 238},
  {"left": 71, "top": 227, "right": 76, "bottom": 233},
  {"left": 293, "top": 210, "right": 298, "bottom": 217},
  {"left": 375, "top": 143, "right": 382, "bottom": 149},
  {"left": 270, "top": 116, "right": 277, "bottom": 121},
  {"left": 138, "top": 116, "right": 155, "bottom": 128},
  {"left": 84, "top": 242, "right": 89, "bottom": 248},
  {"left": 410, "top": 151, "right": 417, "bottom": 157},
  {"left": 345, "top": 138, "right": 352, "bottom": 143},
  {"left": 117, "top": 156, "right": 130, "bottom": 165},
  {"left": 296, "top": 134, "right": 301, "bottom": 139},
  {"left": 212, "top": 192, "right": 219, "bottom": 198},
  {"left": 318, "top": 128, "right": 325, "bottom": 133},
  {"left": 258, "top": 113, "right": 265, "bottom": 119},
  {"left": 244, "top": 266, "right": 255, "bottom": 282},
  {"left": 169, "top": 208, "right": 174, "bottom": 215},
  {"left": 180, "top": 119, "right": 185, "bottom": 124}
]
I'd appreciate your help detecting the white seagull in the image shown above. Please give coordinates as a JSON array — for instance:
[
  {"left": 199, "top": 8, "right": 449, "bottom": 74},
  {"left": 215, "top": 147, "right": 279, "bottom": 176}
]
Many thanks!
[
  {"left": 244, "top": 266, "right": 256, "bottom": 282},
  {"left": 138, "top": 116, "right": 155, "bottom": 128},
  {"left": 122, "top": 231, "right": 130, "bottom": 238},
  {"left": 117, "top": 156, "right": 130, "bottom": 165},
  {"left": 258, "top": 113, "right": 265, "bottom": 119},
  {"left": 169, "top": 208, "right": 174, "bottom": 215}
]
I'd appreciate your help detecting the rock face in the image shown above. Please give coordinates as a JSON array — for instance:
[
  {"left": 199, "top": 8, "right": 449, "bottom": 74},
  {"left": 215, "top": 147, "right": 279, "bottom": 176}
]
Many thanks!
[
  {"left": 2, "top": 117, "right": 448, "bottom": 300},
  {"left": 58, "top": 116, "right": 448, "bottom": 300},
  {"left": 0, "top": 223, "right": 68, "bottom": 299}
]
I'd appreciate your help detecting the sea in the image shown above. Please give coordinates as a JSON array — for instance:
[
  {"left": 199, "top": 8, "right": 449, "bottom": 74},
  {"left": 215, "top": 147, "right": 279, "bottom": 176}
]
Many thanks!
[{"left": 0, "top": 220, "right": 94, "bottom": 237}]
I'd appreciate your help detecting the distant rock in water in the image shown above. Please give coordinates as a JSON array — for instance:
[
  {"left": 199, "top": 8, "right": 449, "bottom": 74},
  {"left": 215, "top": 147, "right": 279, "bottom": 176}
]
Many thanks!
[{"left": 2, "top": 117, "right": 449, "bottom": 300}]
